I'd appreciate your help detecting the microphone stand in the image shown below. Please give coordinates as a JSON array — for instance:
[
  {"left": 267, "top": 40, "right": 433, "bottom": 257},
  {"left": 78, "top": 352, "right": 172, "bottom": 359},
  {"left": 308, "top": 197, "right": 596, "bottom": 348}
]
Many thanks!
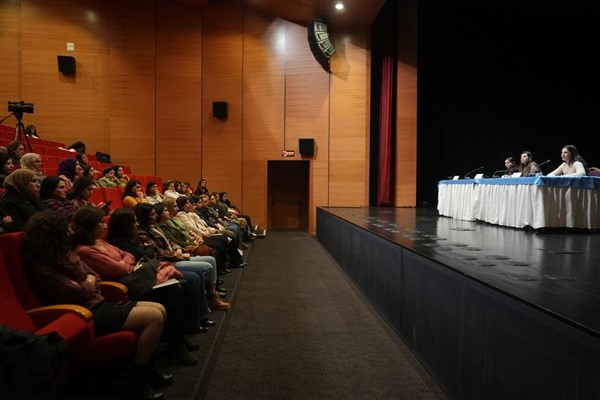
[{"left": 464, "top": 166, "right": 484, "bottom": 179}]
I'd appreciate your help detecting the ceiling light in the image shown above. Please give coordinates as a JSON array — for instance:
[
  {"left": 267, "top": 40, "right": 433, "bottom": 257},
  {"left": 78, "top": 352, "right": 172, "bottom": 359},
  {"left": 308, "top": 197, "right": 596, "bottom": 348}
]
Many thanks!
[{"left": 335, "top": 3, "right": 344, "bottom": 10}]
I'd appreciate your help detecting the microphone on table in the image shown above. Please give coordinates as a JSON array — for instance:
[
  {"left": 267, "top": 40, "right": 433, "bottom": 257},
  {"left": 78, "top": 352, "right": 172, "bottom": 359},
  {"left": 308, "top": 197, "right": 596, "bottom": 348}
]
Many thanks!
[
  {"left": 464, "top": 165, "right": 484, "bottom": 178},
  {"left": 537, "top": 159, "right": 551, "bottom": 168},
  {"left": 492, "top": 169, "right": 511, "bottom": 178}
]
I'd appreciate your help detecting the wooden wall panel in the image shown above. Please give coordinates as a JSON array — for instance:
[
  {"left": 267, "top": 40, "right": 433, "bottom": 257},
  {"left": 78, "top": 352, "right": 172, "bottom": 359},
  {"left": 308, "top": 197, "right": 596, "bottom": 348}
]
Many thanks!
[
  {"left": 156, "top": 2, "right": 203, "bottom": 183},
  {"left": 241, "top": 8, "right": 286, "bottom": 228},
  {"left": 0, "top": 1, "right": 21, "bottom": 120},
  {"left": 284, "top": 22, "right": 330, "bottom": 232},
  {"left": 201, "top": 0, "right": 243, "bottom": 197},
  {"left": 329, "top": 31, "right": 370, "bottom": 208},
  {"left": 396, "top": 62, "right": 417, "bottom": 206},
  {"left": 108, "top": 0, "right": 156, "bottom": 175}
]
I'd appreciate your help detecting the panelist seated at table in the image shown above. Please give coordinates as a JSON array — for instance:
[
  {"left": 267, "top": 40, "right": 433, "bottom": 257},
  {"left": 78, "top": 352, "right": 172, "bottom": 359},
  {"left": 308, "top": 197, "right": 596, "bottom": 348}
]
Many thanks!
[
  {"left": 494, "top": 156, "right": 519, "bottom": 177},
  {"left": 518, "top": 151, "right": 540, "bottom": 177},
  {"left": 547, "top": 144, "right": 588, "bottom": 177}
]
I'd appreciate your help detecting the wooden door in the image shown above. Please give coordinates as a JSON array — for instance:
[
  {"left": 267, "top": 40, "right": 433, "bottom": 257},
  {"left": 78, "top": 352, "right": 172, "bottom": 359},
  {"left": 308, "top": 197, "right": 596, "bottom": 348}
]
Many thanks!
[{"left": 267, "top": 160, "right": 309, "bottom": 230}]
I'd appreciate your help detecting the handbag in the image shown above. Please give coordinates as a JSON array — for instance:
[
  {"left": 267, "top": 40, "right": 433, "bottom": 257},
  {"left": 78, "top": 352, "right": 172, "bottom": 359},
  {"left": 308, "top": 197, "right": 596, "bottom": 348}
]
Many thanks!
[{"left": 115, "top": 256, "right": 159, "bottom": 300}]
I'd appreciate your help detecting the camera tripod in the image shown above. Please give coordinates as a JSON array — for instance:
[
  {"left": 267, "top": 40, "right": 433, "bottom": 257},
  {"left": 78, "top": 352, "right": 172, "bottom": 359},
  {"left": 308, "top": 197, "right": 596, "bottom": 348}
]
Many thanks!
[{"left": 0, "top": 111, "right": 34, "bottom": 152}]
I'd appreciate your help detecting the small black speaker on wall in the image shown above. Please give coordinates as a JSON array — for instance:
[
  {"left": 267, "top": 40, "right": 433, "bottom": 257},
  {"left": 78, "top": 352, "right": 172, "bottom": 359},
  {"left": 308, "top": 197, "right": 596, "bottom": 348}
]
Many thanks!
[
  {"left": 299, "top": 138, "right": 315, "bottom": 156},
  {"left": 57, "top": 55, "right": 76, "bottom": 74},
  {"left": 212, "top": 101, "right": 228, "bottom": 119}
]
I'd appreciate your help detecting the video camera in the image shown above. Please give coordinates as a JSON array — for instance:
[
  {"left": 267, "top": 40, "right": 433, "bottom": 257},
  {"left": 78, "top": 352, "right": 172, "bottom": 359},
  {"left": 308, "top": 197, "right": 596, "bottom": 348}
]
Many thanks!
[{"left": 8, "top": 100, "right": 34, "bottom": 115}]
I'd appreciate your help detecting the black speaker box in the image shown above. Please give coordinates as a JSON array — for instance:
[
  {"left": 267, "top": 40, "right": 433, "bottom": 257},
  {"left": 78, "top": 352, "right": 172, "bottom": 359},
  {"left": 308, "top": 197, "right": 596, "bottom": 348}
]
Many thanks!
[
  {"left": 213, "top": 101, "right": 228, "bottom": 119},
  {"left": 57, "top": 55, "right": 76, "bottom": 74},
  {"left": 299, "top": 138, "right": 315, "bottom": 156}
]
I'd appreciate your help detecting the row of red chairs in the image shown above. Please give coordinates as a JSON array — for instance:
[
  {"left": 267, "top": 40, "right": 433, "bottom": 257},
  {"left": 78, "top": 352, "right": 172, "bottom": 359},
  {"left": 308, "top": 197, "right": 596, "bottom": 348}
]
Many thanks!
[{"left": 0, "top": 231, "right": 138, "bottom": 386}]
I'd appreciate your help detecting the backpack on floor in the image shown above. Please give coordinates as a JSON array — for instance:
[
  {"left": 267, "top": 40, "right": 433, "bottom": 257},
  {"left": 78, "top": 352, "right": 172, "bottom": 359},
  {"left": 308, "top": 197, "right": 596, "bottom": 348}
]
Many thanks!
[{"left": 0, "top": 324, "right": 68, "bottom": 400}]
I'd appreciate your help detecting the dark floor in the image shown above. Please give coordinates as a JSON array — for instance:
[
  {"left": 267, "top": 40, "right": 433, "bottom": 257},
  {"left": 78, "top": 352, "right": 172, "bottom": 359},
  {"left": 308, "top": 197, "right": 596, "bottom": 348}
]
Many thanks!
[{"left": 320, "top": 206, "right": 600, "bottom": 338}]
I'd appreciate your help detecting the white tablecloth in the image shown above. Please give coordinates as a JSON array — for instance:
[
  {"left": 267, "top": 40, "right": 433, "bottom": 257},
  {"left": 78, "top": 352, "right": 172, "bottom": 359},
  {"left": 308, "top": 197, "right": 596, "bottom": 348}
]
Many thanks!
[{"left": 438, "top": 177, "right": 600, "bottom": 229}]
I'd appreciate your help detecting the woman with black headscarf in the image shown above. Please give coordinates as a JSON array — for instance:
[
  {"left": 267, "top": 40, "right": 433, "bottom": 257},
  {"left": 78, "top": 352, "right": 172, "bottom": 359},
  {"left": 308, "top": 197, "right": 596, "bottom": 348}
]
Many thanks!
[{"left": 0, "top": 169, "right": 45, "bottom": 232}]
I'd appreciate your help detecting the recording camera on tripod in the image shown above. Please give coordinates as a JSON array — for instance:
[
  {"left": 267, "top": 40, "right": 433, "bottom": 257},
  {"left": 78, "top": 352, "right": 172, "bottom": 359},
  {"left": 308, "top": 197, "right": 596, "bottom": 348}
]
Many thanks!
[
  {"left": 6, "top": 100, "right": 35, "bottom": 151},
  {"left": 8, "top": 100, "right": 34, "bottom": 116}
]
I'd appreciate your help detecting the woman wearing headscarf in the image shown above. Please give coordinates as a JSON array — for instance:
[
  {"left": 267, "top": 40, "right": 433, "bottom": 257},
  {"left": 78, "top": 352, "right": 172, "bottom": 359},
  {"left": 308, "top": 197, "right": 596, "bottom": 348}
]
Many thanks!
[
  {"left": 19, "top": 152, "right": 46, "bottom": 182},
  {"left": 0, "top": 169, "right": 45, "bottom": 232},
  {"left": 57, "top": 157, "right": 83, "bottom": 189}
]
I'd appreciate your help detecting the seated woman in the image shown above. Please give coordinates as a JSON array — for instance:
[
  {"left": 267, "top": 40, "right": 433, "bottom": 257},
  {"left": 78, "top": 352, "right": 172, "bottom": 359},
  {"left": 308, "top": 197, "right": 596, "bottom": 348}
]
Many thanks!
[
  {"left": 154, "top": 201, "right": 226, "bottom": 294},
  {"left": 500, "top": 156, "right": 519, "bottom": 177},
  {"left": 71, "top": 206, "right": 199, "bottom": 366},
  {"left": 82, "top": 164, "right": 99, "bottom": 182},
  {"left": 0, "top": 151, "right": 15, "bottom": 186},
  {"left": 194, "top": 178, "right": 209, "bottom": 196},
  {"left": 518, "top": 151, "right": 540, "bottom": 177},
  {"left": 107, "top": 207, "right": 215, "bottom": 331},
  {"left": 122, "top": 179, "right": 148, "bottom": 209},
  {"left": 6, "top": 140, "right": 25, "bottom": 167},
  {"left": 67, "top": 141, "right": 86, "bottom": 154},
  {"left": 163, "top": 196, "right": 230, "bottom": 274},
  {"left": 145, "top": 181, "right": 165, "bottom": 205},
  {"left": 76, "top": 152, "right": 89, "bottom": 168},
  {"left": 57, "top": 158, "right": 84, "bottom": 189},
  {"left": 210, "top": 192, "right": 252, "bottom": 242},
  {"left": 0, "top": 169, "right": 45, "bottom": 232},
  {"left": 162, "top": 180, "right": 180, "bottom": 199},
  {"left": 22, "top": 210, "right": 171, "bottom": 400},
  {"left": 68, "top": 176, "right": 110, "bottom": 214},
  {"left": 97, "top": 166, "right": 120, "bottom": 187},
  {"left": 19, "top": 152, "right": 45, "bottom": 182},
  {"left": 40, "top": 176, "right": 78, "bottom": 219},
  {"left": 113, "top": 165, "right": 130, "bottom": 186},
  {"left": 135, "top": 203, "right": 229, "bottom": 310},
  {"left": 547, "top": 145, "right": 588, "bottom": 177},
  {"left": 175, "top": 195, "right": 247, "bottom": 270}
]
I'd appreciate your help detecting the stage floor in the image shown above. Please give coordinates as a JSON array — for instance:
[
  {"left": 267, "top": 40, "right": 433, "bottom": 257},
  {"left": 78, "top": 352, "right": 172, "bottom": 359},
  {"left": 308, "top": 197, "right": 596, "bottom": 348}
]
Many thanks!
[{"left": 320, "top": 207, "right": 600, "bottom": 338}]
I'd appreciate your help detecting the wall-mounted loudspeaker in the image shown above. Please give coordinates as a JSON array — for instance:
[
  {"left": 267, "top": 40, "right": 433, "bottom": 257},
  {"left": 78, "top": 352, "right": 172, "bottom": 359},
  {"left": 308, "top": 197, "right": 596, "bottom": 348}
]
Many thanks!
[
  {"left": 299, "top": 138, "right": 315, "bottom": 156},
  {"left": 212, "top": 101, "right": 228, "bottom": 119},
  {"left": 307, "top": 18, "right": 336, "bottom": 72},
  {"left": 57, "top": 55, "right": 76, "bottom": 74}
]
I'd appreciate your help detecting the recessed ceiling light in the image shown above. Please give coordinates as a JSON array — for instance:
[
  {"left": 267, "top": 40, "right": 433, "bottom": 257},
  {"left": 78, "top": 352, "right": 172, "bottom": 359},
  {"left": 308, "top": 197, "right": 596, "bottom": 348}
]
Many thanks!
[{"left": 335, "top": 3, "right": 344, "bottom": 10}]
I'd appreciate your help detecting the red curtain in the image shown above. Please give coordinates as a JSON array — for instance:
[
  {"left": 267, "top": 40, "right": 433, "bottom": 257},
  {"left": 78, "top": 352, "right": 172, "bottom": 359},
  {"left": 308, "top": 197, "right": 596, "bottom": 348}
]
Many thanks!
[{"left": 377, "top": 52, "right": 397, "bottom": 206}]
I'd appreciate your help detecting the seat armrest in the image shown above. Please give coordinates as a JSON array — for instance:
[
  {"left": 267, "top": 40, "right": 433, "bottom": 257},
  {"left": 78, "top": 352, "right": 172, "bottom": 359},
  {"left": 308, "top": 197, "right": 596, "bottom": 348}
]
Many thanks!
[
  {"left": 27, "top": 304, "right": 93, "bottom": 326},
  {"left": 101, "top": 281, "right": 130, "bottom": 302}
]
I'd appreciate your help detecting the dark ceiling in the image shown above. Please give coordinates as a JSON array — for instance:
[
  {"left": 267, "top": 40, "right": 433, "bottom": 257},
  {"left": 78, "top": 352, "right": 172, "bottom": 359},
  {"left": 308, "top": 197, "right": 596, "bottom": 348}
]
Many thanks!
[{"left": 170, "top": 0, "right": 385, "bottom": 28}]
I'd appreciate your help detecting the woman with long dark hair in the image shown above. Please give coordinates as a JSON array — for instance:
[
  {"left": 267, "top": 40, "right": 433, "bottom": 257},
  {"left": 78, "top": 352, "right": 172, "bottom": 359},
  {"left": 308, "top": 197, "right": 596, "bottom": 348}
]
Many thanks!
[
  {"left": 547, "top": 145, "right": 588, "bottom": 176},
  {"left": 40, "top": 175, "right": 78, "bottom": 219}
]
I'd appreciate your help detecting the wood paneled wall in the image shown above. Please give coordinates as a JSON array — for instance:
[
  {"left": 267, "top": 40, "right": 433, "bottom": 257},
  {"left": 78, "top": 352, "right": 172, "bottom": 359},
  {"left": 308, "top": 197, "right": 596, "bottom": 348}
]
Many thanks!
[{"left": 1, "top": 0, "right": 380, "bottom": 234}]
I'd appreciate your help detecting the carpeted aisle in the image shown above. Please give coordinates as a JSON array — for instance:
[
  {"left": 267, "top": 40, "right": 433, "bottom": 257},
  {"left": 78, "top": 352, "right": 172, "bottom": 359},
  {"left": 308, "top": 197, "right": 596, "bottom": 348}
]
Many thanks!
[{"left": 198, "top": 230, "right": 447, "bottom": 400}]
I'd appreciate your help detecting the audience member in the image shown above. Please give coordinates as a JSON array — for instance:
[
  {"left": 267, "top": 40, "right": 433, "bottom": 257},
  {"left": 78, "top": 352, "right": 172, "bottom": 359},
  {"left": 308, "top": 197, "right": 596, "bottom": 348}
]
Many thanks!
[
  {"left": 106, "top": 208, "right": 213, "bottom": 334},
  {"left": 163, "top": 180, "right": 180, "bottom": 199},
  {"left": 194, "top": 178, "right": 209, "bottom": 195},
  {"left": 24, "top": 124, "right": 40, "bottom": 138},
  {"left": 71, "top": 206, "right": 199, "bottom": 366},
  {"left": 122, "top": 179, "right": 148, "bottom": 209},
  {"left": 57, "top": 158, "right": 83, "bottom": 189},
  {"left": 40, "top": 176, "right": 78, "bottom": 219},
  {"left": 6, "top": 140, "right": 25, "bottom": 167},
  {"left": 19, "top": 152, "right": 45, "bottom": 182},
  {"left": 67, "top": 141, "right": 86, "bottom": 153},
  {"left": 68, "top": 176, "right": 109, "bottom": 213},
  {"left": 547, "top": 145, "right": 588, "bottom": 177},
  {"left": 145, "top": 181, "right": 165, "bottom": 205},
  {"left": 0, "top": 169, "right": 45, "bottom": 232},
  {"left": 135, "top": 203, "right": 229, "bottom": 310},
  {"left": 21, "top": 210, "right": 171, "bottom": 400},
  {"left": 82, "top": 164, "right": 99, "bottom": 182},
  {"left": 0, "top": 152, "right": 15, "bottom": 186},
  {"left": 113, "top": 165, "right": 130, "bottom": 186},
  {"left": 97, "top": 166, "right": 120, "bottom": 187}
]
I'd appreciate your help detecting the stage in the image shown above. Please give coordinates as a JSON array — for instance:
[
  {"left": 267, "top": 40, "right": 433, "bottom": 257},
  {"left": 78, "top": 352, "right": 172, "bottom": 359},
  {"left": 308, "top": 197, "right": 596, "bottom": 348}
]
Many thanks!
[{"left": 317, "top": 206, "right": 600, "bottom": 400}]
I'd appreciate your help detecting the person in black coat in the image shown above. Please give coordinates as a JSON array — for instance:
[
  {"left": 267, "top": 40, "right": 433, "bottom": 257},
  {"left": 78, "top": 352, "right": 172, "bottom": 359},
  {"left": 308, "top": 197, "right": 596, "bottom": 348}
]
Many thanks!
[{"left": 0, "top": 169, "right": 45, "bottom": 232}]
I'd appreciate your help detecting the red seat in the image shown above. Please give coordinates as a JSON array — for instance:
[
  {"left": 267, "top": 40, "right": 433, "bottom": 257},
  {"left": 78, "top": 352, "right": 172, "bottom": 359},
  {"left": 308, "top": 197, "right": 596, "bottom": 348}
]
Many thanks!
[
  {"left": 41, "top": 154, "right": 61, "bottom": 171},
  {"left": 88, "top": 184, "right": 105, "bottom": 206},
  {"left": 100, "top": 186, "right": 124, "bottom": 210},
  {"left": 0, "top": 232, "right": 137, "bottom": 367}
]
